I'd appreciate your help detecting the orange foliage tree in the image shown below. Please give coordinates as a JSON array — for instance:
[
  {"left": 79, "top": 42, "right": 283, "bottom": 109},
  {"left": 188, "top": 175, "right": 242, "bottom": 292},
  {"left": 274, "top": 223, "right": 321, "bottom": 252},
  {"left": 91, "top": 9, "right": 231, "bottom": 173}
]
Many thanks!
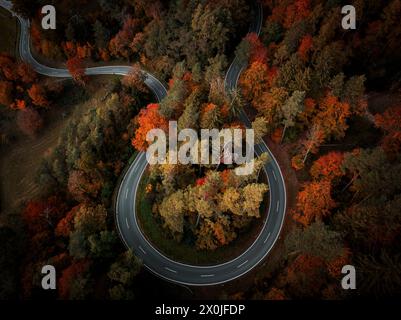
[
  {"left": 240, "top": 61, "right": 276, "bottom": 107},
  {"left": 132, "top": 103, "right": 168, "bottom": 151},
  {"left": 28, "top": 83, "right": 49, "bottom": 107},
  {"left": 294, "top": 180, "right": 336, "bottom": 226},
  {"left": 310, "top": 151, "right": 344, "bottom": 181},
  {"left": 12, "top": 99, "right": 27, "bottom": 110},
  {"left": 315, "top": 94, "right": 351, "bottom": 140}
]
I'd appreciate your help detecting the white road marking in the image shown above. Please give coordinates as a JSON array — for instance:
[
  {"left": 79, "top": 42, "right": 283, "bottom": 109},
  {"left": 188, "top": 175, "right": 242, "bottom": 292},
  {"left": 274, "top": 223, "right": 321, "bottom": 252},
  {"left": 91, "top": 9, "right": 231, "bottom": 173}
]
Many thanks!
[
  {"left": 263, "top": 232, "right": 271, "bottom": 244},
  {"left": 272, "top": 171, "right": 277, "bottom": 181},
  {"left": 236, "top": 260, "right": 249, "bottom": 269},
  {"left": 276, "top": 201, "right": 280, "bottom": 212},
  {"left": 200, "top": 274, "right": 215, "bottom": 278},
  {"left": 139, "top": 246, "right": 146, "bottom": 254},
  {"left": 125, "top": 218, "right": 130, "bottom": 229},
  {"left": 165, "top": 267, "right": 177, "bottom": 273}
]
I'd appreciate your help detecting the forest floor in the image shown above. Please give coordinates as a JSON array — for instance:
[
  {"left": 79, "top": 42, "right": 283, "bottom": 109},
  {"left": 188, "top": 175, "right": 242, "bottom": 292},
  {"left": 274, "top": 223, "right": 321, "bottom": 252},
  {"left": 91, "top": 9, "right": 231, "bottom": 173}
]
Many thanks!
[
  {"left": 0, "top": 7, "right": 18, "bottom": 57},
  {"left": 0, "top": 76, "right": 117, "bottom": 217}
]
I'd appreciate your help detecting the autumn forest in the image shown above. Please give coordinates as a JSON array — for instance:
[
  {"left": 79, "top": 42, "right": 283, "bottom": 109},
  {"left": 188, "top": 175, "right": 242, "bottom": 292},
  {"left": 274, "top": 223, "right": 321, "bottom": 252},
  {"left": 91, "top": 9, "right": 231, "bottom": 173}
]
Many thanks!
[{"left": 0, "top": 0, "right": 401, "bottom": 301}]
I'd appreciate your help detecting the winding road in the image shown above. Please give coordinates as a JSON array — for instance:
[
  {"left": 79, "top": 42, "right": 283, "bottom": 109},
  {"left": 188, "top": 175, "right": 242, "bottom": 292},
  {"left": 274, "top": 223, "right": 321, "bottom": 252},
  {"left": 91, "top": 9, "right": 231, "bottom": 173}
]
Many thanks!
[{"left": 1, "top": 0, "right": 286, "bottom": 286}]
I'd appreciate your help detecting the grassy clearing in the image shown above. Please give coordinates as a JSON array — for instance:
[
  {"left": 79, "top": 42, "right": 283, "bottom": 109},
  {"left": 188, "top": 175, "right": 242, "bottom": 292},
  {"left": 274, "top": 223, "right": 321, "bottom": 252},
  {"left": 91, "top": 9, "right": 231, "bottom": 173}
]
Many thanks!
[
  {"left": 136, "top": 170, "right": 269, "bottom": 266},
  {"left": 0, "top": 7, "right": 18, "bottom": 56}
]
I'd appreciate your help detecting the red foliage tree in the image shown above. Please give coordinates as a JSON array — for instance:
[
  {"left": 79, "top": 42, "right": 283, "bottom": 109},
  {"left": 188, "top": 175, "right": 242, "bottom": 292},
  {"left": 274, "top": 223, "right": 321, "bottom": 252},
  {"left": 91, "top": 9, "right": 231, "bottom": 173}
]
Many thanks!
[
  {"left": 66, "top": 56, "right": 86, "bottom": 85},
  {"left": 285, "top": 253, "right": 326, "bottom": 297},
  {"left": 375, "top": 105, "right": 401, "bottom": 158},
  {"left": 132, "top": 103, "right": 168, "bottom": 151},
  {"left": 130, "top": 32, "right": 145, "bottom": 55},
  {"left": 196, "top": 177, "right": 207, "bottom": 186},
  {"left": 109, "top": 18, "right": 140, "bottom": 58},
  {"left": 23, "top": 196, "right": 67, "bottom": 235},
  {"left": 298, "top": 34, "right": 313, "bottom": 61},
  {"left": 0, "top": 80, "right": 13, "bottom": 106},
  {"left": 284, "top": 0, "right": 311, "bottom": 29},
  {"left": 62, "top": 41, "right": 76, "bottom": 57},
  {"left": 30, "top": 22, "right": 42, "bottom": 51},
  {"left": 240, "top": 61, "right": 275, "bottom": 106},
  {"left": 271, "top": 127, "right": 283, "bottom": 144},
  {"left": 56, "top": 205, "right": 80, "bottom": 237},
  {"left": 58, "top": 260, "right": 90, "bottom": 299},
  {"left": 12, "top": 99, "right": 27, "bottom": 110},
  {"left": 327, "top": 248, "right": 351, "bottom": 278},
  {"left": 28, "top": 83, "right": 49, "bottom": 107},
  {"left": 76, "top": 43, "right": 93, "bottom": 59},
  {"left": 245, "top": 33, "right": 268, "bottom": 63},
  {"left": 0, "top": 54, "right": 17, "bottom": 81},
  {"left": 17, "top": 62, "right": 37, "bottom": 83}
]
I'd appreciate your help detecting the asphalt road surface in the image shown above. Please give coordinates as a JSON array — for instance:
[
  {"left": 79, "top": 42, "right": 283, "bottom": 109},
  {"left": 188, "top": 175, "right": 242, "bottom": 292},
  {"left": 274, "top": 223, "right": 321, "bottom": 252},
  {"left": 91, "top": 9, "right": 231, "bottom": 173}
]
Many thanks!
[{"left": 1, "top": 0, "right": 286, "bottom": 286}]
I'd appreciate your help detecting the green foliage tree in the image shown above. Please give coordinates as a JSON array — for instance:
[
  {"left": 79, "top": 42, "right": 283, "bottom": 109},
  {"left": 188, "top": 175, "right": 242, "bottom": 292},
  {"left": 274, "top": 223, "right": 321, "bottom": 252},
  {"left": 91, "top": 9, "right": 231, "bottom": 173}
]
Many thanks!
[
  {"left": 252, "top": 116, "right": 269, "bottom": 144},
  {"left": 68, "top": 204, "right": 108, "bottom": 259},
  {"left": 159, "top": 190, "right": 186, "bottom": 237},
  {"left": 285, "top": 221, "right": 344, "bottom": 262},
  {"left": 279, "top": 90, "right": 305, "bottom": 142},
  {"left": 108, "top": 250, "right": 141, "bottom": 300}
]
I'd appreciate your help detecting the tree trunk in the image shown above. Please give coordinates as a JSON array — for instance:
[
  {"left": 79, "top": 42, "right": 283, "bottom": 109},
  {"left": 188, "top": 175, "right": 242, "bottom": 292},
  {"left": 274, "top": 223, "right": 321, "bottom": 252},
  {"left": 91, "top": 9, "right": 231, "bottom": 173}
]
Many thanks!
[
  {"left": 195, "top": 213, "right": 201, "bottom": 228},
  {"left": 303, "top": 147, "right": 311, "bottom": 163},
  {"left": 280, "top": 125, "right": 287, "bottom": 144}
]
